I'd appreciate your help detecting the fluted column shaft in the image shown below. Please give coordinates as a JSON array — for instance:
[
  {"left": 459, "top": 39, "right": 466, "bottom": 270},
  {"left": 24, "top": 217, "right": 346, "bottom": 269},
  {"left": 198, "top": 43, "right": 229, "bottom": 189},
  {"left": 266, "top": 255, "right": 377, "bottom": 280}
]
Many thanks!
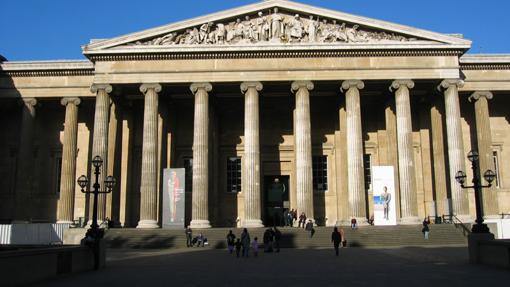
[
  {"left": 137, "top": 84, "right": 162, "bottom": 228},
  {"left": 292, "top": 81, "right": 314, "bottom": 222},
  {"left": 241, "top": 82, "right": 264, "bottom": 227},
  {"left": 90, "top": 84, "right": 112, "bottom": 223},
  {"left": 14, "top": 98, "right": 37, "bottom": 221},
  {"left": 342, "top": 80, "right": 366, "bottom": 221},
  {"left": 190, "top": 82, "right": 212, "bottom": 228},
  {"left": 391, "top": 80, "right": 419, "bottom": 223},
  {"left": 57, "top": 97, "right": 81, "bottom": 223},
  {"left": 439, "top": 80, "right": 469, "bottom": 218},
  {"left": 470, "top": 91, "right": 499, "bottom": 217}
]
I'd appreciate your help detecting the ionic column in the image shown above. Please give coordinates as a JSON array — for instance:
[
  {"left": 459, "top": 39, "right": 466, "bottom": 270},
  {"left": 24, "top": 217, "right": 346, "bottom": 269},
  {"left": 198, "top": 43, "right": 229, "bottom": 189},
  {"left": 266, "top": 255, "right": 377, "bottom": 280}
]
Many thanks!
[
  {"left": 291, "top": 81, "right": 314, "bottom": 222},
  {"left": 14, "top": 98, "right": 37, "bottom": 222},
  {"left": 241, "top": 81, "right": 264, "bottom": 227},
  {"left": 137, "top": 84, "right": 162, "bottom": 228},
  {"left": 190, "top": 82, "right": 212, "bottom": 229},
  {"left": 90, "top": 84, "right": 112, "bottom": 223},
  {"left": 438, "top": 80, "right": 469, "bottom": 219},
  {"left": 341, "top": 80, "right": 366, "bottom": 222},
  {"left": 469, "top": 91, "right": 499, "bottom": 217},
  {"left": 390, "top": 80, "right": 419, "bottom": 223},
  {"left": 57, "top": 97, "right": 81, "bottom": 223}
]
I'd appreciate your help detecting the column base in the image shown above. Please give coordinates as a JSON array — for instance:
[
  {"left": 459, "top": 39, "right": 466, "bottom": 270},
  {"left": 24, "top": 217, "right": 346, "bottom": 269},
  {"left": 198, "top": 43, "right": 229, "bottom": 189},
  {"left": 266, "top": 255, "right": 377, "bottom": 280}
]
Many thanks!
[
  {"left": 398, "top": 216, "right": 421, "bottom": 225},
  {"left": 243, "top": 219, "right": 264, "bottom": 228},
  {"left": 137, "top": 220, "right": 159, "bottom": 229},
  {"left": 190, "top": 219, "right": 211, "bottom": 229},
  {"left": 56, "top": 220, "right": 74, "bottom": 224}
]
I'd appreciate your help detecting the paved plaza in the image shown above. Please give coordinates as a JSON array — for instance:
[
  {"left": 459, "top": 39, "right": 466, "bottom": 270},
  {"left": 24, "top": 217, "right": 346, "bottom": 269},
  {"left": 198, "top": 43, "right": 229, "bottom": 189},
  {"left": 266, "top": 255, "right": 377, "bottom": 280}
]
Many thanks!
[{"left": 32, "top": 246, "right": 509, "bottom": 287}]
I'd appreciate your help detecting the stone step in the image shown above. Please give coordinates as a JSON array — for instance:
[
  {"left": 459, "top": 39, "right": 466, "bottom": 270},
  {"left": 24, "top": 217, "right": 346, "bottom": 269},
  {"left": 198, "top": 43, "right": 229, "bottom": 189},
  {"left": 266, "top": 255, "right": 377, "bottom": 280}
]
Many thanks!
[{"left": 104, "top": 224, "right": 467, "bottom": 249}]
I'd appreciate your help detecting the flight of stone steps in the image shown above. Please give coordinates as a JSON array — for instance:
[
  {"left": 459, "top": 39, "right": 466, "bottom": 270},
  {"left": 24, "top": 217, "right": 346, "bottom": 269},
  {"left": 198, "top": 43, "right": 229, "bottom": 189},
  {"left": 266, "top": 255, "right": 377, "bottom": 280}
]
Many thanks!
[{"left": 104, "top": 224, "right": 468, "bottom": 249}]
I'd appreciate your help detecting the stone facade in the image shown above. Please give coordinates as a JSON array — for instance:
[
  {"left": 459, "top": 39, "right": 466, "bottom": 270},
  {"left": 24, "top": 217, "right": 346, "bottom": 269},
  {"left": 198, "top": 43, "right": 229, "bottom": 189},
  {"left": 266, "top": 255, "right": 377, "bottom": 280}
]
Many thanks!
[{"left": 0, "top": 0, "right": 509, "bottom": 227}]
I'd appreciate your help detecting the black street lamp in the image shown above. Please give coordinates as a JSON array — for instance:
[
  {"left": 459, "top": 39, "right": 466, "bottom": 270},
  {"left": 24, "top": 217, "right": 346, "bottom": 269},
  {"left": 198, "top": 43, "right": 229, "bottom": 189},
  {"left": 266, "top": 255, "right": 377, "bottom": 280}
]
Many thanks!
[
  {"left": 455, "top": 150, "right": 496, "bottom": 233},
  {"left": 77, "top": 155, "right": 116, "bottom": 269}
]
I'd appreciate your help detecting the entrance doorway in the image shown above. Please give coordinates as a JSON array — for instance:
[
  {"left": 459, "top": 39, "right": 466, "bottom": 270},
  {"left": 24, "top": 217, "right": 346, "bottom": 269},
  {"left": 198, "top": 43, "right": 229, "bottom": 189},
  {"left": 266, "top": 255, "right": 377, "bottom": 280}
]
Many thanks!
[{"left": 263, "top": 175, "right": 289, "bottom": 227}]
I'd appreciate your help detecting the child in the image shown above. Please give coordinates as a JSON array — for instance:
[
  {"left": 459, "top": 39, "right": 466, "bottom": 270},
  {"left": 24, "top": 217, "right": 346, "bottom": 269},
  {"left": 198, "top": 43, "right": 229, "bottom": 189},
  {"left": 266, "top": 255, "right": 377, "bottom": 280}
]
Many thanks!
[
  {"left": 234, "top": 238, "right": 242, "bottom": 258},
  {"left": 251, "top": 237, "right": 259, "bottom": 257}
]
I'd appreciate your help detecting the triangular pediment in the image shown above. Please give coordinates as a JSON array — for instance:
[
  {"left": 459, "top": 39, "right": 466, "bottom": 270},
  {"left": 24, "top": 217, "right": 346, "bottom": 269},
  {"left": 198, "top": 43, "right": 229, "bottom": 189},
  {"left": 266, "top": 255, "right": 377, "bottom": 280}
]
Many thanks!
[{"left": 83, "top": 0, "right": 471, "bottom": 55}]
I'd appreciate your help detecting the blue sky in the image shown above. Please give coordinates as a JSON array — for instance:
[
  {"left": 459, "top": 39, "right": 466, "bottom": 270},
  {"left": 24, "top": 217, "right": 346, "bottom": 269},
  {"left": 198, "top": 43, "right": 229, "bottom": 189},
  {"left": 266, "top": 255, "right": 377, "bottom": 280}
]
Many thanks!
[{"left": 1, "top": 0, "right": 508, "bottom": 61}]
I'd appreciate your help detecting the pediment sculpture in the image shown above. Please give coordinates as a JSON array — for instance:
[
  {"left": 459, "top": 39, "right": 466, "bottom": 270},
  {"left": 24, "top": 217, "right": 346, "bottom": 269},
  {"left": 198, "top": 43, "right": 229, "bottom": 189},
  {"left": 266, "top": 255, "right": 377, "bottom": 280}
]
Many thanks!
[{"left": 127, "top": 8, "right": 419, "bottom": 47}]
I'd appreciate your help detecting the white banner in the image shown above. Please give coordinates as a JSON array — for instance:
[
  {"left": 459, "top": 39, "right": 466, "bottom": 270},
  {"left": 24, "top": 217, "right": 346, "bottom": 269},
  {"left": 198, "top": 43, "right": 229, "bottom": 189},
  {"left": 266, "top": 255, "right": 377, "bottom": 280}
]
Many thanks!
[{"left": 372, "top": 166, "right": 397, "bottom": 226}]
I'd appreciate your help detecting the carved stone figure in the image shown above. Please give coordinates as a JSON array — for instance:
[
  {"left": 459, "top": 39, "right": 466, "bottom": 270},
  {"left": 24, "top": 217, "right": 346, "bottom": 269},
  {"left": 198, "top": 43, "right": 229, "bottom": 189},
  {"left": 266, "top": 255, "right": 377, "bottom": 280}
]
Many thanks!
[
  {"left": 215, "top": 23, "right": 226, "bottom": 44},
  {"left": 307, "top": 15, "right": 318, "bottom": 42},
  {"left": 271, "top": 8, "right": 284, "bottom": 39},
  {"left": 289, "top": 14, "right": 304, "bottom": 41}
]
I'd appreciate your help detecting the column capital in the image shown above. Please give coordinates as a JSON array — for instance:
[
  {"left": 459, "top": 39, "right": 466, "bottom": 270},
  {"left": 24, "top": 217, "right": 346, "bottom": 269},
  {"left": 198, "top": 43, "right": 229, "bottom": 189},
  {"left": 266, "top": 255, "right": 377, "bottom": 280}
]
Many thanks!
[
  {"left": 469, "top": 91, "right": 493, "bottom": 102},
  {"left": 60, "top": 97, "right": 81, "bottom": 106},
  {"left": 437, "top": 79, "right": 464, "bottom": 91},
  {"left": 90, "top": 84, "right": 112, "bottom": 94},
  {"left": 190, "top": 82, "right": 212, "bottom": 94},
  {"left": 340, "top": 80, "right": 364, "bottom": 93},
  {"left": 291, "top": 81, "right": 314, "bottom": 93},
  {"left": 390, "top": 80, "right": 414, "bottom": 92},
  {"left": 241, "top": 81, "right": 263, "bottom": 93},
  {"left": 140, "top": 83, "right": 162, "bottom": 94},
  {"left": 20, "top": 97, "right": 37, "bottom": 107}
]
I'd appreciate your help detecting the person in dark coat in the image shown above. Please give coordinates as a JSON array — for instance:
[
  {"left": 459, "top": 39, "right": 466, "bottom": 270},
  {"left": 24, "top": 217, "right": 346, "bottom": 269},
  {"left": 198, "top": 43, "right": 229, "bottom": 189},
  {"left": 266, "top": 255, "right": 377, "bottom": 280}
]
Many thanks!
[
  {"left": 226, "top": 230, "right": 236, "bottom": 254},
  {"left": 331, "top": 227, "right": 342, "bottom": 256},
  {"left": 234, "top": 238, "right": 242, "bottom": 258},
  {"left": 273, "top": 226, "right": 282, "bottom": 253},
  {"left": 298, "top": 212, "right": 307, "bottom": 228},
  {"left": 241, "top": 228, "right": 251, "bottom": 257},
  {"left": 263, "top": 228, "right": 273, "bottom": 252},
  {"left": 185, "top": 226, "right": 192, "bottom": 247},
  {"left": 305, "top": 219, "right": 315, "bottom": 238}
]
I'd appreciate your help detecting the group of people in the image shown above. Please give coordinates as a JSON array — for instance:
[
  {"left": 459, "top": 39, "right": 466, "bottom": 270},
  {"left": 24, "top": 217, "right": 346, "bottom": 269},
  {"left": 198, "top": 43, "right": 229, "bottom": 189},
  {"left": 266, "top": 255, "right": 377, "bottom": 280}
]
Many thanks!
[
  {"left": 185, "top": 226, "right": 208, "bottom": 247},
  {"left": 226, "top": 227, "right": 284, "bottom": 258}
]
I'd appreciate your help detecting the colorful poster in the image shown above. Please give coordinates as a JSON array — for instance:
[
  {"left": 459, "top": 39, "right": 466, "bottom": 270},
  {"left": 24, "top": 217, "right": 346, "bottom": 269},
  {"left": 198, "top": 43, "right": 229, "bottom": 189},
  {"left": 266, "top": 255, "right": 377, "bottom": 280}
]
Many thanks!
[
  {"left": 372, "top": 166, "right": 397, "bottom": 226},
  {"left": 162, "top": 168, "right": 185, "bottom": 228}
]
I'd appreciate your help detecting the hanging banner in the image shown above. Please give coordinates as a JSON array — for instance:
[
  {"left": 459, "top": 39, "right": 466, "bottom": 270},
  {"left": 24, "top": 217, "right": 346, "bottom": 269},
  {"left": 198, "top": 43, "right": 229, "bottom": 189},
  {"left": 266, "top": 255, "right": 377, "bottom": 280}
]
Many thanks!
[
  {"left": 372, "top": 166, "right": 397, "bottom": 226},
  {"left": 162, "top": 168, "right": 185, "bottom": 228}
]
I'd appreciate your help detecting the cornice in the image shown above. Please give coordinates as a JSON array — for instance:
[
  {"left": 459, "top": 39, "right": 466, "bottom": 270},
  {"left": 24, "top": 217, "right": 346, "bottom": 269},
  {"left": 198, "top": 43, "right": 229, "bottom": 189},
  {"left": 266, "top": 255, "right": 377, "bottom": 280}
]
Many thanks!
[
  {"left": 87, "top": 49, "right": 464, "bottom": 62},
  {"left": 460, "top": 54, "right": 510, "bottom": 70},
  {"left": 0, "top": 60, "right": 94, "bottom": 77}
]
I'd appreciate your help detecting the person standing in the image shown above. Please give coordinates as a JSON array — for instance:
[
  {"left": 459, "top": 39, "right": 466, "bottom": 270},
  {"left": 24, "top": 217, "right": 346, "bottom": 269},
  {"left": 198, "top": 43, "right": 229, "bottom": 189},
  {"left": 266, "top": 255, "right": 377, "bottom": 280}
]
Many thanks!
[
  {"left": 185, "top": 226, "right": 192, "bottom": 247},
  {"left": 422, "top": 217, "right": 430, "bottom": 239},
  {"left": 235, "top": 238, "right": 242, "bottom": 258},
  {"left": 241, "top": 228, "right": 251, "bottom": 257},
  {"left": 331, "top": 227, "right": 342, "bottom": 256},
  {"left": 263, "top": 228, "right": 273, "bottom": 252},
  {"left": 283, "top": 209, "right": 289, "bottom": 226},
  {"left": 226, "top": 230, "right": 236, "bottom": 254}
]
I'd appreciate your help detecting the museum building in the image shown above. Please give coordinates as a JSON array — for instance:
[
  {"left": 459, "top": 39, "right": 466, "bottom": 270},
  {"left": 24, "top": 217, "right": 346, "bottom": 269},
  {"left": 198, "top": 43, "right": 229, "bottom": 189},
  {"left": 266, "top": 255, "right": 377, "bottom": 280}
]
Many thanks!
[{"left": 1, "top": 0, "right": 509, "bottom": 228}]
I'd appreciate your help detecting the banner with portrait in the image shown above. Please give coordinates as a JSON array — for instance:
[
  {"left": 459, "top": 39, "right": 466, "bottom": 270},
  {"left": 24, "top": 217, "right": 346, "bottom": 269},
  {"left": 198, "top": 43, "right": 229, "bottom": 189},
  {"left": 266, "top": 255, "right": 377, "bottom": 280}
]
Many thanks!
[
  {"left": 162, "top": 168, "right": 185, "bottom": 228},
  {"left": 372, "top": 166, "right": 397, "bottom": 226}
]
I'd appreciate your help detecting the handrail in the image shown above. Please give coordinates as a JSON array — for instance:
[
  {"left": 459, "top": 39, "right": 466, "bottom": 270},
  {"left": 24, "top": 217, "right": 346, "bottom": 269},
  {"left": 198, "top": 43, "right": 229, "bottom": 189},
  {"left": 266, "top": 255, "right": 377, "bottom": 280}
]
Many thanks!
[{"left": 451, "top": 214, "right": 471, "bottom": 236}]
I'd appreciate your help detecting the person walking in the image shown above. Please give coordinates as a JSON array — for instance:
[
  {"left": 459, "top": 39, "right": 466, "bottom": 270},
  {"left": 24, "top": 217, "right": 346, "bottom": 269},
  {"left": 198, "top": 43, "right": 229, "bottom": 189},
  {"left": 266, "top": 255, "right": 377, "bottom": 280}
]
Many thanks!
[
  {"left": 241, "top": 228, "right": 251, "bottom": 257},
  {"left": 331, "top": 227, "right": 342, "bottom": 256},
  {"left": 263, "top": 228, "right": 273, "bottom": 252},
  {"left": 273, "top": 226, "right": 281, "bottom": 253},
  {"left": 252, "top": 237, "right": 259, "bottom": 257},
  {"left": 234, "top": 238, "right": 242, "bottom": 258},
  {"left": 185, "top": 226, "right": 192, "bottom": 247},
  {"left": 298, "top": 212, "right": 307, "bottom": 228},
  {"left": 340, "top": 227, "right": 347, "bottom": 248},
  {"left": 422, "top": 217, "right": 430, "bottom": 239},
  {"left": 226, "top": 230, "right": 236, "bottom": 254},
  {"left": 305, "top": 219, "right": 315, "bottom": 238}
]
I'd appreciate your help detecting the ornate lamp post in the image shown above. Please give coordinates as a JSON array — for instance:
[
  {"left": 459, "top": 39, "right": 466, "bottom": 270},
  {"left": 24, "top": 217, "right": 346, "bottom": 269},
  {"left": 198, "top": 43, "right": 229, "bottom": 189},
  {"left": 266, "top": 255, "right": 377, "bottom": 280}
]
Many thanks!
[
  {"left": 454, "top": 150, "right": 496, "bottom": 233},
  {"left": 77, "top": 155, "right": 116, "bottom": 269}
]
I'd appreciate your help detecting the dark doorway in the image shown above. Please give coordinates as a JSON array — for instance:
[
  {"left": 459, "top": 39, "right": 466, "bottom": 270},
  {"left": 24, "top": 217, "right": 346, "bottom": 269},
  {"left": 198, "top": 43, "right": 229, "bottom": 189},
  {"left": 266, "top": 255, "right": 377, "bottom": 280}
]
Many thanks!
[{"left": 263, "top": 175, "right": 289, "bottom": 227}]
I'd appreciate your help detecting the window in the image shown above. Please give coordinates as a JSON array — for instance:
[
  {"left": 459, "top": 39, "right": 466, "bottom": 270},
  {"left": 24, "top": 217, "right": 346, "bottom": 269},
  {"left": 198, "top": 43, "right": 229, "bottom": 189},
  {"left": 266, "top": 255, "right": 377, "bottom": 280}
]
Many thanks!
[
  {"left": 183, "top": 158, "right": 193, "bottom": 193},
  {"left": 54, "top": 157, "right": 62, "bottom": 195},
  {"left": 313, "top": 156, "right": 328, "bottom": 192},
  {"left": 227, "top": 157, "right": 241, "bottom": 193},
  {"left": 493, "top": 151, "right": 501, "bottom": 188},
  {"left": 364, "top": 154, "right": 372, "bottom": 190}
]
